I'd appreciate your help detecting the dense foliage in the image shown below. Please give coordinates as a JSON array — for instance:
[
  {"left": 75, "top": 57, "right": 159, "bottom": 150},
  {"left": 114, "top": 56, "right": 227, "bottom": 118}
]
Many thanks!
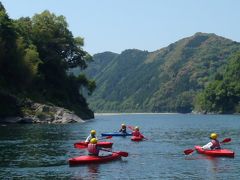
[
  {"left": 195, "top": 52, "right": 240, "bottom": 113},
  {"left": 0, "top": 2, "right": 94, "bottom": 119},
  {"left": 83, "top": 33, "right": 240, "bottom": 113}
]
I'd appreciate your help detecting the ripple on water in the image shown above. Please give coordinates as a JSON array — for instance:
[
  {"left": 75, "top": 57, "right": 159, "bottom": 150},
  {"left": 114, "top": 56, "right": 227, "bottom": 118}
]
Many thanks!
[{"left": 0, "top": 114, "right": 239, "bottom": 179}]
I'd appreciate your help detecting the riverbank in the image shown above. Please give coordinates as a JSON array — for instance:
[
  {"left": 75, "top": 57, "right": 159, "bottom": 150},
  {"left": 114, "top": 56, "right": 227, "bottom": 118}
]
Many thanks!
[
  {"left": 0, "top": 102, "right": 85, "bottom": 124},
  {"left": 94, "top": 112, "right": 179, "bottom": 116}
]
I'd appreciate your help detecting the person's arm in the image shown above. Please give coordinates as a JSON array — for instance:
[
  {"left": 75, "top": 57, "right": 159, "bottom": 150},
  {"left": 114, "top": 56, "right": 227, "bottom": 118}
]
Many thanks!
[
  {"left": 85, "top": 135, "right": 91, "bottom": 142},
  {"left": 202, "top": 142, "right": 213, "bottom": 150}
]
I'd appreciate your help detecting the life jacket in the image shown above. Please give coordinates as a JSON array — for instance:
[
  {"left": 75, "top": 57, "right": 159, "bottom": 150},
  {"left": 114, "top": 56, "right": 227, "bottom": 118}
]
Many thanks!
[
  {"left": 119, "top": 128, "right": 127, "bottom": 133},
  {"left": 132, "top": 130, "right": 141, "bottom": 137},
  {"left": 88, "top": 143, "right": 99, "bottom": 156},
  {"left": 211, "top": 139, "right": 221, "bottom": 149}
]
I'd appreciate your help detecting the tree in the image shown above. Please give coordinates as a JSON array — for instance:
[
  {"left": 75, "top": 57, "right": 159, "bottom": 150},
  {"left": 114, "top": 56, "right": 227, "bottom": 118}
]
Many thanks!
[
  {"left": 0, "top": 3, "right": 94, "bottom": 119},
  {"left": 31, "top": 10, "right": 91, "bottom": 69},
  {"left": 195, "top": 52, "right": 240, "bottom": 113}
]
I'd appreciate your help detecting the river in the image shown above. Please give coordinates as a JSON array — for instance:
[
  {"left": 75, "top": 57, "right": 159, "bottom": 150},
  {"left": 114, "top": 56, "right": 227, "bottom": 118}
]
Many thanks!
[{"left": 0, "top": 114, "right": 239, "bottom": 179}]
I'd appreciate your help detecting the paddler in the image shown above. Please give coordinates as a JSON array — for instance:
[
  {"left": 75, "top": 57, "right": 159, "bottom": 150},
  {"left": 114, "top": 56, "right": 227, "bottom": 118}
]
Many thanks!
[
  {"left": 202, "top": 133, "right": 221, "bottom": 150},
  {"left": 119, "top": 124, "right": 127, "bottom": 133},
  {"left": 87, "top": 138, "right": 102, "bottom": 156},
  {"left": 85, "top": 130, "right": 97, "bottom": 142},
  {"left": 132, "top": 126, "right": 144, "bottom": 138}
]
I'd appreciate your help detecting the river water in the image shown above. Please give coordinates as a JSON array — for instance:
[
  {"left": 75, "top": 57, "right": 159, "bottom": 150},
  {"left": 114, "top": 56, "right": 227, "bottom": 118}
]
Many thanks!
[{"left": 0, "top": 114, "right": 239, "bottom": 179}]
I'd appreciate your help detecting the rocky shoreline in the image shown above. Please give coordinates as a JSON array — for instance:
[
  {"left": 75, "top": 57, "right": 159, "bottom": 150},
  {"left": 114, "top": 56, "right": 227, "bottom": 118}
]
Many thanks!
[{"left": 0, "top": 103, "right": 86, "bottom": 124}]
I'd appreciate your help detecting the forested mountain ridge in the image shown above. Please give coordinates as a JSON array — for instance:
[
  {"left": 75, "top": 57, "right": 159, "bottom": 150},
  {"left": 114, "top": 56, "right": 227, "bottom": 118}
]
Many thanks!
[{"left": 84, "top": 33, "right": 240, "bottom": 113}]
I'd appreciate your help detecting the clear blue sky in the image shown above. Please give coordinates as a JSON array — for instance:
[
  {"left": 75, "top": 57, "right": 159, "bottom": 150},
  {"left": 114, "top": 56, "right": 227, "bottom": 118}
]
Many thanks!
[{"left": 1, "top": 0, "right": 240, "bottom": 55}]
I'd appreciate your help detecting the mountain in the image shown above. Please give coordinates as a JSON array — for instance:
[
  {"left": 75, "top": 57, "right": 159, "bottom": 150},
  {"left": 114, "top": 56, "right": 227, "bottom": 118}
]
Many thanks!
[{"left": 84, "top": 33, "right": 240, "bottom": 113}]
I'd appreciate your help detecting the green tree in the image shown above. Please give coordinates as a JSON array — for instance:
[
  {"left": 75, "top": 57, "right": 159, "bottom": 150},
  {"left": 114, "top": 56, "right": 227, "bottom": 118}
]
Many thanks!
[
  {"left": 0, "top": 2, "right": 94, "bottom": 119},
  {"left": 29, "top": 10, "right": 94, "bottom": 117},
  {"left": 195, "top": 52, "right": 240, "bottom": 113},
  {"left": 0, "top": 2, "right": 36, "bottom": 92}
]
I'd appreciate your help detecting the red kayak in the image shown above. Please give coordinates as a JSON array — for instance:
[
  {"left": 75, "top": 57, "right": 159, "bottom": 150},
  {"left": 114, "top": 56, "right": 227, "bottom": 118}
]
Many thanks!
[
  {"left": 195, "top": 145, "right": 234, "bottom": 158},
  {"left": 74, "top": 141, "right": 113, "bottom": 149},
  {"left": 69, "top": 152, "right": 121, "bottom": 165},
  {"left": 131, "top": 136, "right": 143, "bottom": 141}
]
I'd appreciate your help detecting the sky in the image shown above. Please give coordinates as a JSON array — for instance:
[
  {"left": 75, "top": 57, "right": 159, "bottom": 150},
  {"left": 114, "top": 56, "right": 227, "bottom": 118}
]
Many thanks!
[{"left": 1, "top": 0, "right": 240, "bottom": 55}]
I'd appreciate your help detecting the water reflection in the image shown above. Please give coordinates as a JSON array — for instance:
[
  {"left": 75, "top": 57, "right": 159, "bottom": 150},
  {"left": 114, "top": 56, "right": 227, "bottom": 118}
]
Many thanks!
[
  {"left": 185, "top": 154, "right": 234, "bottom": 179},
  {"left": 87, "top": 164, "right": 99, "bottom": 179},
  {"left": 71, "top": 164, "right": 100, "bottom": 180}
]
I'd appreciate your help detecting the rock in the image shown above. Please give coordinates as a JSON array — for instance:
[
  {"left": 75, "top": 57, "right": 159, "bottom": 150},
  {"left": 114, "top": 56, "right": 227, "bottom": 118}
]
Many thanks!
[
  {"left": 0, "top": 102, "right": 87, "bottom": 124},
  {"left": 19, "top": 117, "right": 33, "bottom": 124},
  {"left": 28, "top": 103, "right": 85, "bottom": 124},
  {"left": 0, "top": 117, "right": 22, "bottom": 123}
]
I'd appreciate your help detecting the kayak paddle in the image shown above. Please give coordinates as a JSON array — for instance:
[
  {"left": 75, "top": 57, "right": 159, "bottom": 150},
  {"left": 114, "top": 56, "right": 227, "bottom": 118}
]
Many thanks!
[
  {"left": 115, "top": 151, "right": 129, "bottom": 157},
  {"left": 98, "top": 136, "right": 113, "bottom": 140},
  {"left": 183, "top": 138, "right": 231, "bottom": 155},
  {"left": 127, "top": 126, "right": 134, "bottom": 131},
  {"left": 221, "top": 138, "right": 231, "bottom": 143},
  {"left": 183, "top": 149, "right": 195, "bottom": 155},
  {"left": 101, "top": 149, "right": 128, "bottom": 157}
]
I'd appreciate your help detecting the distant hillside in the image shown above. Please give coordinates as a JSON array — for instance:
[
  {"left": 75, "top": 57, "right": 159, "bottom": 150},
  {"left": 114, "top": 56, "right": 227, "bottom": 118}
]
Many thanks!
[{"left": 84, "top": 32, "right": 240, "bottom": 113}]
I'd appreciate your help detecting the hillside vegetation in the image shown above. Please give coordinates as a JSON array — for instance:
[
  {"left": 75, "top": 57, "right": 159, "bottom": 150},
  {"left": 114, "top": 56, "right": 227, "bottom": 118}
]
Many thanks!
[
  {"left": 195, "top": 52, "right": 240, "bottom": 113},
  {"left": 0, "top": 2, "right": 95, "bottom": 120},
  {"left": 84, "top": 33, "right": 240, "bottom": 113}
]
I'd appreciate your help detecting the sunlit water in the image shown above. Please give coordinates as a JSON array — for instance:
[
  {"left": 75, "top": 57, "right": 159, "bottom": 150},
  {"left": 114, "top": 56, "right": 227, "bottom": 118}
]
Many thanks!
[{"left": 0, "top": 114, "right": 239, "bottom": 179}]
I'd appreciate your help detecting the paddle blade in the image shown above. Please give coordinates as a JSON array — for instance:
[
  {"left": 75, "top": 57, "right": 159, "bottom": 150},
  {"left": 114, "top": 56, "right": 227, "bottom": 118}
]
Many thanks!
[
  {"left": 98, "top": 136, "right": 113, "bottom": 141},
  {"left": 127, "top": 126, "right": 134, "bottom": 131},
  {"left": 101, "top": 149, "right": 128, "bottom": 157},
  {"left": 221, "top": 138, "right": 231, "bottom": 143},
  {"left": 116, "top": 151, "right": 128, "bottom": 157},
  {"left": 184, "top": 149, "right": 194, "bottom": 155}
]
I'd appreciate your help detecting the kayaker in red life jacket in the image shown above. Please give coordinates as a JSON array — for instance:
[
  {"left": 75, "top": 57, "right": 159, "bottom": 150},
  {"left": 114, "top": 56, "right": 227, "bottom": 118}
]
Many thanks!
[
  {"left": 119, "top": 124, "right": 127, "bottom": 133},
  {"left": 202, "top": 133, "right": 221, "bottom": 150},
  {"left": 132, "top": 126, "right": 144, "bottom": 138},
  {"left": 87, "top": 138, "right": 102, "bottom": 156},
  {"left": 85, "top": 130, "right": 97, "bottom": 143}
]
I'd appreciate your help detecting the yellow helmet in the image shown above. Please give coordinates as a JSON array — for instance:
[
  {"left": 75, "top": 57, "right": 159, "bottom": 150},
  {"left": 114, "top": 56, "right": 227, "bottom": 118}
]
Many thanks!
[
  {"left": 90, "top": 130, "right": 96, "bottom": 135},
  {"left": 135, "top": 126, "right": 139, "bottom": 131},
  {"left": 210, "top": 133, "right": 218, "bottom": 140},
  {"left": 121, "top": 124, "right": 126, "bottom": 127},
  {"left": 90, "top": 138, "right": 97, "bottom": 144}
]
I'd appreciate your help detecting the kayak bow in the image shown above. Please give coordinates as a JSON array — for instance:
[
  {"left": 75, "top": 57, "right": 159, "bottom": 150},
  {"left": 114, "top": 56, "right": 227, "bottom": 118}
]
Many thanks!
[
  {"left": 195, "top": 145, "right": 234, "bottom": 158},
  {"left": 131, "top": 136, "right": 143, "bottom": 141},
  {"left": 69, "top": 152, "right": 122, "bottom": 165}
]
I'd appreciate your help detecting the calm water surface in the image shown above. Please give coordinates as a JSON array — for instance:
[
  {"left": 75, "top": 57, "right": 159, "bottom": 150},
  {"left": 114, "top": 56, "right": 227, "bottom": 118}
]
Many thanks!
[{"left": 0, "top": 114, "right": 239, "bottom": 179}]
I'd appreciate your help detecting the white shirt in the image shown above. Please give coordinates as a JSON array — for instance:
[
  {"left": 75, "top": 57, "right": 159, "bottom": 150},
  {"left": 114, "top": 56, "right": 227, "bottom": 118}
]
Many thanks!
[
  {"left": 202, "top": 142, "right": 213, "bottom": 150},
  {"left": 85, "top": 134, "right": 97, "bottom": 142}
]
